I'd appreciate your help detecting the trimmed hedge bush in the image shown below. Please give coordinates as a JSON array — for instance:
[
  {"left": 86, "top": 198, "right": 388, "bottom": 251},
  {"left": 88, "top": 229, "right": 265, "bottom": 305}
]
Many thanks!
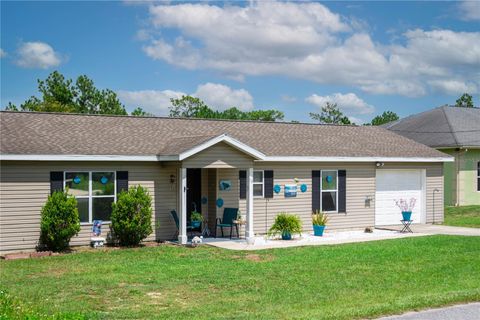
[
  {"left": 111, "top": 185, "right": 153, "bottom": 246},
  {"left": 40, "top": 190, "right": 81, "bottom": 252}
]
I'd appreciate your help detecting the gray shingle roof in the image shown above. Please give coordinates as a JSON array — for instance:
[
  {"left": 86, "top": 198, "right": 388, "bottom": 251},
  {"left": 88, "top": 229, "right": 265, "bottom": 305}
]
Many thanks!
[
  {"left": 0, "top": 111, "right": 448, "bottom": 159},
  {"left": 384, "top": 106, "right": 480, "bottom": 148}
]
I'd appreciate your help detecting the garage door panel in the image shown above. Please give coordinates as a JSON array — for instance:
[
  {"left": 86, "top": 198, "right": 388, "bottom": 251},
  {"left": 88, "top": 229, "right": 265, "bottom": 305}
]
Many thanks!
[{"left": 375, "top": 170, "right": 424, "bottom": 226}]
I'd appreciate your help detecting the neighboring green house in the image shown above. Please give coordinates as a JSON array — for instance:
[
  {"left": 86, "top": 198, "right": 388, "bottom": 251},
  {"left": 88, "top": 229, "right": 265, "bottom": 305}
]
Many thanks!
[{"left": 385, "top": 106, "right": 480, "bottom": 206}]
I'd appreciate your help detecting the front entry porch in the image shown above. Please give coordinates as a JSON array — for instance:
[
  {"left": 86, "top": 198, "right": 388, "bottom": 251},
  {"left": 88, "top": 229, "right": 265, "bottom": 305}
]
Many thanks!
[{"left": 176, "top": 167, "right": 254, "bottom": 244}]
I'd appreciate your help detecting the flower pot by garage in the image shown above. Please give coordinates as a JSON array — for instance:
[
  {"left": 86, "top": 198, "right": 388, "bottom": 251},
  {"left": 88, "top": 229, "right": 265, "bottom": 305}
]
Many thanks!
[
  {"left": 401, "top": 211, "right": 412, "bottom": 221},
  {"left": 313, "top": 225, "right": 326, "bottom": 236},
  {"left": 281, "top": 232, "right": 292, "bottom": 240},
  {"left": 191, "top": 221, "right": 201, "bottom": 228}
]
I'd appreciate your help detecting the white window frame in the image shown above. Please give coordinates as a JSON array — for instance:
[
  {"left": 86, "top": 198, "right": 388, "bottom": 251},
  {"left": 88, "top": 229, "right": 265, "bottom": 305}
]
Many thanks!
[
  {"left": 321, "top": 170, "right": 338, "bottom": 213},
  {"left": 253, "top": 170, "right": 264, "bottom": 198},
  {"left": 64, "top": 171, "right": 116, "bottom": 225}
]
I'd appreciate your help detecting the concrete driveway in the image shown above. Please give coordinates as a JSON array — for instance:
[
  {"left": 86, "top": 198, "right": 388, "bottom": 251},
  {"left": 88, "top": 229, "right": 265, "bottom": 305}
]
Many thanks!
[
  {"left": 378, "top": 224, "right": 480, "bottom": 236},
  {"left": 377, "top": 302, "right": 480, "bottom": 319}
]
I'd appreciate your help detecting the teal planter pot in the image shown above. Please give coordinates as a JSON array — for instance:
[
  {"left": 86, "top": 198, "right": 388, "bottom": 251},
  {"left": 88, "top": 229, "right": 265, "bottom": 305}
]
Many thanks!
[
  {"left": 313, "top": 225, "right": 326, "bottom": 236},
  {"left": 191, "top": 221, "right": 201, "bottom": 228},
  {"left": 281, "top": 232, "right": 292, "bottom": 240},
  {"left": 402, "top": 211, "right": 412, "bottom": 221}
]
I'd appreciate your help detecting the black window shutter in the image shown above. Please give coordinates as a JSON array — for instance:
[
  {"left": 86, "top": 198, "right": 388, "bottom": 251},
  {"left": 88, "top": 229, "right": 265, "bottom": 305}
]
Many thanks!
[
  {"left": 264, "top": 170, "right": 274, "bottom": 198},
  {"left": 239, "top": 170, "right": 246, "bottom": 199},
  {"left": 50, "top": 171, "right": 63, "bottom": 195},
  {"left": 116, "top": 171, "right": 129, "bottom": 194},
  {"left": 338, "top": 170, "right": 346, "bottom": 213},
  {"left": 312, "top": 170, "right": 321, "bottom": 212}
]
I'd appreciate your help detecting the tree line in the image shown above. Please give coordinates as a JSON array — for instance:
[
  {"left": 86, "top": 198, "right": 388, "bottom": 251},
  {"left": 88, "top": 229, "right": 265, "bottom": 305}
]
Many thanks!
[{"left": 5, "top": 71, "right": 477, "bottom": 126}]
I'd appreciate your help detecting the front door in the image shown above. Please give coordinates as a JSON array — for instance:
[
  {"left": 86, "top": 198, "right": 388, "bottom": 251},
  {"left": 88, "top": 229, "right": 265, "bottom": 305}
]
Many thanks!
[{"left": 186, "top": 168, "right": 202, "bottom": 221}]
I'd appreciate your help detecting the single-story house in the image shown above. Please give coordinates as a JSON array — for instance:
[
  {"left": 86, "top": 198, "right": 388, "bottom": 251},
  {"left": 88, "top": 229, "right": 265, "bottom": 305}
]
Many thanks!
[
  {"left": 384, "top": 106, "right": 480, "bottom": 206},
  {"left": 0, "top": 111, "right": 453, "bottom": 253}
]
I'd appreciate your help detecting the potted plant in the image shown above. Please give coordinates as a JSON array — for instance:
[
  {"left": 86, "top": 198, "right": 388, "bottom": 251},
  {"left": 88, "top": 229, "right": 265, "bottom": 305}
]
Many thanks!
[
  {"left": 394, "top": 198, "right": 416, "bottom": 221},
  {"left": 190, "top": 211, "right": 203, "bottom": 228},
  {"left": 312, "top": 210, "right": 328, "bottom": 236},
  {"left": 268, "top": 212, "right": 302, "bottom": 240}
]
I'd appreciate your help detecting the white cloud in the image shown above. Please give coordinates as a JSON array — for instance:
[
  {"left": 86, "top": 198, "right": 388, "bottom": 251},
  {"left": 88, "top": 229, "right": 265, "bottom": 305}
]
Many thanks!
[
  {"left": 458, "top": 1, "right": 480, "bottom": 21},
  {"left": 428, "top": 80, "right": 478, "bottom": 95},
  {"left": 194, "top": 83, "right": 253, "bottom": 111},
  {"left": 139, "top": 2, "right": 480, "bottom": 97},
  {"left": 306, "top": 93, "right": 374, "bottom": 115},
  {"left": 118, "top": 83, "right": 254, "bottom": 115},
  {"left": 0, "top": 49, "right": 6, "bottom": 58},
  {"left": 15, "top": 41, "right": 62, "bottom": 69},
  {"left": 281, "top": 95, "right": 297, "bottom": 103},
  {"left": 117, "top": 89, "right": 185, "bottom": 115}
]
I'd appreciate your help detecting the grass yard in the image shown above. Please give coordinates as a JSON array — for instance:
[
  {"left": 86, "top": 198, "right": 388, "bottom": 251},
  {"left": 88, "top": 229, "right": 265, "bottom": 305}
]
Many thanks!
[
  {"left": 444, "top": 205, "right": 480, "bottom": 228},
  {"left": 1, "top": 235, "right": 480, "bottom": 320}
]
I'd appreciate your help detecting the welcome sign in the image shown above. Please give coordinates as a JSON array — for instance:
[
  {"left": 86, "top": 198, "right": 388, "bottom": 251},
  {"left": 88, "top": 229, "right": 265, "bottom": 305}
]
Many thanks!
[{"left": 284, "top": 184, "right": 297, "bottom": 197}]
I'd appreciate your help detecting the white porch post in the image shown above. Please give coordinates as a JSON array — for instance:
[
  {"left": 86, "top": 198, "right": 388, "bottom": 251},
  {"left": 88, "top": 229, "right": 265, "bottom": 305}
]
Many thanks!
[
  {"left": 246, "top": 167, "right": 254, "bottom": 242},
  {"left": 178, "top": 167, "right": 188, "bottom": 244}
]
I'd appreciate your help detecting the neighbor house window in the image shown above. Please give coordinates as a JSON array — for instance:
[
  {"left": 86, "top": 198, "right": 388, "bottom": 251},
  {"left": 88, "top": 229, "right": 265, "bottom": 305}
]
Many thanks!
[
  {"left": 477, "top": 162, "right": 480, "bottom": 192},
  {"left": 321, "top": 170, "right": 338, "bottom": 212},
  {"left": 65, "top": 172, "right": 116, "bottom": 223},
  {"left": 253, "top": 170, "right": 264, "bottom": 197}
]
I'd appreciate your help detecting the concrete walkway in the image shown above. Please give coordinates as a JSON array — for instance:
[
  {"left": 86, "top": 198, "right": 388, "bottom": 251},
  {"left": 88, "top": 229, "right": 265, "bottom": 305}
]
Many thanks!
[
  {"left": 202, "top": 224, "right": 479, "bottom": 251},
  {"left": 379, "top": 224, "right": 480, "bottom": 236},
  {"left": 378, "top": 302, "right": 480, "bottom": 320}
]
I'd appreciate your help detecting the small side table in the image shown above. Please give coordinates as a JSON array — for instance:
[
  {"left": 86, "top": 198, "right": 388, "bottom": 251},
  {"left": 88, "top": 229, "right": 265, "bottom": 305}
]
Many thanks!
[
  {"left": 400, "top": 220, "right": 413, "bottom": 233},
  {"left": 233, "top": 219, "right": 246, "bottom": 239}
]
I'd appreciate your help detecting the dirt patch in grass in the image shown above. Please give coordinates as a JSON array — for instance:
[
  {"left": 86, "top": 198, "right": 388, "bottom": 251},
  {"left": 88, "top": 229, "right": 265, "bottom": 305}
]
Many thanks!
[{"left": 245, "top": 253, "right": 274, "bottom": 262}]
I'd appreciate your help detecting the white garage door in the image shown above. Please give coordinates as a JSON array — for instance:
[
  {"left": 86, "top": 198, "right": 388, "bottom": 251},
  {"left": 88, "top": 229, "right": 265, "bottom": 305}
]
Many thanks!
[{"left": 375, "top": 170, "right": 425, "bottom": 226}]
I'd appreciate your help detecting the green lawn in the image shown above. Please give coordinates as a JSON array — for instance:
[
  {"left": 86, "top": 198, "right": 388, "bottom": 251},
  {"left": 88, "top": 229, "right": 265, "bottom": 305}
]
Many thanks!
[
  {"left": 444, "top": 205, "right": 480, "bottom": 228},
  {"left": 1, "top": 236, "right": 480, "bottom": 320}
]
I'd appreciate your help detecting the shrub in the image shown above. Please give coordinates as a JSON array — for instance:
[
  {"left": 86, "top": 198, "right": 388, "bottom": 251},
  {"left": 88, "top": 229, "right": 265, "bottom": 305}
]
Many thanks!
[
  {"left": 111, "top": 185, "right": 153, "bottom": 246},
  {"left": 190, "top": 211, "right": 203, "bottom": 222},
  {"left": 40, "top": 190, "right": 81, "bottom": 252},
  {"left": 312, "top": 210, "right": 328, "bottom": 226},
  {"left": 268, "top": 212, "right": 302, "bottom": 237}
]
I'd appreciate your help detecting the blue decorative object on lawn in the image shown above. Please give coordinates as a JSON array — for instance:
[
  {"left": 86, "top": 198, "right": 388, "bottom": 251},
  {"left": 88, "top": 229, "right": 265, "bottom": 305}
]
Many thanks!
[
  {"left": 274, "top": 184, "right": 281, "bottom": 194},
  {"left": 300, "top": 184, "right": 307, "bottom": 193},
  {"left": 402, "top": 211, "right": 412, "bottom": 221},
  {"left": 216, "top": 198, "right": 224, "bottom": 208},
  {"left": 73, "top": 176, "right": 81, "bottom": 184},
  {"left": 100, "top": 176, "right": 108, "bottom": 185},
  {"left": 326, "top": 175, "right": 333, "bottom": 183},
  {"left": 201, "top": 196, "right": 208, "bottom": 205}
]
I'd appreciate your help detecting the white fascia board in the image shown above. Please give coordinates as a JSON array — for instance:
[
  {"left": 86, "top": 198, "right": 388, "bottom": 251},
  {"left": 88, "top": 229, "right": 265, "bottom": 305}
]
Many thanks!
[
  {"left": 0, "top": 154, "right": 161, "bottom": 161},
  {"left": 178, "top": 134, "right": 266, "bottom": 161},
  {"left": 258, "top": 156, "right": 455, "bottom": 163}
]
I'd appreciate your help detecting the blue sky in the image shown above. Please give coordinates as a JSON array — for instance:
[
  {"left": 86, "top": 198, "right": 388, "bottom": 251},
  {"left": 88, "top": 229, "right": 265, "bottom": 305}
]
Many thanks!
[{"left": 1, "top": 1, "right": 479, "bottom": 123}]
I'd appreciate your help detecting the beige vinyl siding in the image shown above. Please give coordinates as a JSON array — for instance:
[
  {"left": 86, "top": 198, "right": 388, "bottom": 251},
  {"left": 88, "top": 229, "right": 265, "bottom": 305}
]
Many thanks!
[
  {"left": 182, "top": 142, "right": 254, "bottom": 169},
  {"left": 0, "top": 161, "right": 180, "bottom": 253},
  {"left": 381, "top": 163, "right": 444, "bottom": 224}
]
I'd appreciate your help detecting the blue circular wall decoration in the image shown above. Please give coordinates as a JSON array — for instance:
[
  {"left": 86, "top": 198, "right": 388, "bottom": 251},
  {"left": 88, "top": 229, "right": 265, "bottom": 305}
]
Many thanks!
[
  {"left": 100, "top": 176, "right": 109, "bottom": 185},
  {"left": 326, "top": 175, "right": 333, "bottom": 183},
  {"left": 273, "top": 184, "right": 281, "bottom": 194},
  {"left": 300, "top": 184, "right": 307, "bottom": 193},
  {"left": 73, "top": 176, "right": 81, "bottom": 184},
  {"left": 201, "top": 196, "right": 208, "bottom": 205},
  {"left": 216, "top": 198, "right": 224, "bottom": 208}
]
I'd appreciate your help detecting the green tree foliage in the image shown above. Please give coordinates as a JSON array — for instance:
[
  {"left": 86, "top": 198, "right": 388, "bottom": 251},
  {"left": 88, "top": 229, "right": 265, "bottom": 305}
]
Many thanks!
[
  {"left": 5, "top": 71, "right": 129, "bottom": 115},
  {"left": 169, "top": 95, "right": 284, "bottom": 121},
  {"left": 455, "top": 93, "right": 474, "bottom": 108},
  {"left": 111, "top": 185, "right": 153, "bottom": 246},
  {"left": 309, "top": 102, "right": 352, "bottom": 125},
  {"left": 40, "top": 190, "right": 81, "bottom": 252},
  {"left": 131, "top": 107, "right": 153, "bottom": 117},
  {"left": 369, "top": 111, "right": 399, "bottom": 126}
]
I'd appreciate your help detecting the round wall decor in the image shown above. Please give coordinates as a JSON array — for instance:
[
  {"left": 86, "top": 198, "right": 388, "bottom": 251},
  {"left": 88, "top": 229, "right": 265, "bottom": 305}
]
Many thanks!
[
  {"left": 274, "top": 184, "right": 281, "bottom": 194},
  {"left": 300, "top": 184, "right": 307, "bottom": 193},
  {"left": 73, "top": 176, "right": 81, "bottom": 184},
  {"left": 100, "top": 176, "right": 109, "bottom": 185},
  {"left": 326, "top": 175, "right": 333, "bottom": 183},
  {"left": 216, "top": 198, "right": 224, "bottom": 208},
  {"left": 201, "top": 196, "right": 208, "bottom": 205}
]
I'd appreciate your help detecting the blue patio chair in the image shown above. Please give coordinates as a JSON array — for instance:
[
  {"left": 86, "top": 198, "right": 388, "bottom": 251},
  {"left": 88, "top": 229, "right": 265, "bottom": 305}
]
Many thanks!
[
  {"left": 170, "top": 210, "right": 194, "bottom": 239},
  {"left": 215, "top": 207, "right": 239, "bottom": 239}
]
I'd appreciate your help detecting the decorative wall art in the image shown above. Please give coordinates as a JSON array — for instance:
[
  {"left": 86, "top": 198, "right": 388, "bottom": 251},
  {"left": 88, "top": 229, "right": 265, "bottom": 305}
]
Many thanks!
[
  {"left": 216, "top": 198, "right": 224, "bottom": 208},
  {"left": 219, "top": 180, "right": 232, "bottom": 191},
  {"left": 201, "top": 196, "right": 208, "bottom": 205},
  {"left": 300, "top": 184, "right": 308, "bottom": 193},
  {"left": 274, "top": 184, "right": 281, "bottom": 194},
  {"left": 284, "top": 184, "right": 297, "bottom": 197}
]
